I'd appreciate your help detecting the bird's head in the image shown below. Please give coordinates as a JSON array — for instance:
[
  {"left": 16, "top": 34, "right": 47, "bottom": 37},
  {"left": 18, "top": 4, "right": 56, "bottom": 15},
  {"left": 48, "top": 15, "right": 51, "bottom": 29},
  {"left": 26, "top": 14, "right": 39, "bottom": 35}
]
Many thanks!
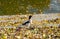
[{"left": 29, "top": 15, "right": 32, "bottom": 19}]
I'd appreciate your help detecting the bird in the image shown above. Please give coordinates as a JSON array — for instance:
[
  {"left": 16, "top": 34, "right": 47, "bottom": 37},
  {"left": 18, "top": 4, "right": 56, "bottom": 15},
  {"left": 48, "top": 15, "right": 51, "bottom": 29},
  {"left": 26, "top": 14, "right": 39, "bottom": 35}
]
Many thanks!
[
  {"left": 16, "top": 15, "right": 33, "bottom": 31},
  {"left": 22, "top": 15, "right": 32, "bottom": 27}
]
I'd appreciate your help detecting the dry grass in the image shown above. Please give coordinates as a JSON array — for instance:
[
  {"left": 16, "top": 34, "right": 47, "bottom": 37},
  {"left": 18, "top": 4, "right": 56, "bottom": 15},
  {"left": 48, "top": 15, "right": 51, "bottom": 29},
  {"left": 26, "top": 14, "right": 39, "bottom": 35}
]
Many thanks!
[{"left": 0, "top": 14, "right": 60, "bottom": 39}]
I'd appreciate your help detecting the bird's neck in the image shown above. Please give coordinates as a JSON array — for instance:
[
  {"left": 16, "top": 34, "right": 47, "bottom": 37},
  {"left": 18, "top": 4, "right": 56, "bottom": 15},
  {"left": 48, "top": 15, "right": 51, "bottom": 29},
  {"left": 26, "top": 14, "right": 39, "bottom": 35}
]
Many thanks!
[
  {"left": 29, "top": 19, "right": 31, "bottom": 20},
  {"left": 29, "top": 19, "right": 32, "bottom": 24}
]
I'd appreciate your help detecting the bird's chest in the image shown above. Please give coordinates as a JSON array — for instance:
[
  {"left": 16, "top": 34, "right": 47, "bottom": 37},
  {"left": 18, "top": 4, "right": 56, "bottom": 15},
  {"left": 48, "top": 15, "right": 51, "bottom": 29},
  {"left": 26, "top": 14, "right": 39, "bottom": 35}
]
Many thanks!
[{"left": 30, "top": 20, "right": 32, "bottom": 24}]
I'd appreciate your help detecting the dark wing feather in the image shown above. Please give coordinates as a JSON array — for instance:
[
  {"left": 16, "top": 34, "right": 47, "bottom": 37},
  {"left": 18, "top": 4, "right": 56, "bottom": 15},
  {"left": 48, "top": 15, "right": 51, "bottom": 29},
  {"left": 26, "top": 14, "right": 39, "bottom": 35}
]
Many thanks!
[{"left": 22, "top": 20, "right": 30, "bottom": 25}]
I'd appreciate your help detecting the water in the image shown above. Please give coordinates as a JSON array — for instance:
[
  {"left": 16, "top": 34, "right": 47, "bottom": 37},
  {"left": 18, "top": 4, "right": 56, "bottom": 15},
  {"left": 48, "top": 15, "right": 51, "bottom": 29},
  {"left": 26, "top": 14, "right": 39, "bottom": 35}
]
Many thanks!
[{"left": 44, "top": 0, "right": 60, "bottom": 13}]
